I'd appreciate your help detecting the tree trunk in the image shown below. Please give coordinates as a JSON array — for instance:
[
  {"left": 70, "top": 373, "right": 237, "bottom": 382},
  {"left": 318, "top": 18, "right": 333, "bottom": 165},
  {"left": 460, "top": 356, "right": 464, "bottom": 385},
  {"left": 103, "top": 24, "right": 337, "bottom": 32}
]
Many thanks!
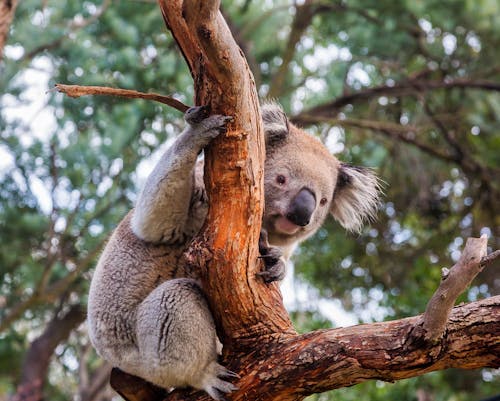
[
  {"left": 109, "top": 1, "right": 500, "bottom": 400},
  {"left": 0, "top": 0, "right": 18, "bottom": 60}
]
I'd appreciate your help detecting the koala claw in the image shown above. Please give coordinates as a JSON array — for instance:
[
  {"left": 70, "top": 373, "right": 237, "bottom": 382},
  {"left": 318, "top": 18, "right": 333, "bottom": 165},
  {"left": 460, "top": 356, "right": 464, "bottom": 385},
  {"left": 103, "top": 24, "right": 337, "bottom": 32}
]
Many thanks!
[
  {"left": 204, "top": 115, "right": 233, "bottom": 136},
  {"left": 258, "top": 229, "right": 286, "bottom": 283},
  {"left": 185, "top": 106, "right": 232, "bottom": 129},
  {"left": 257, "top": 259, "right": 286, "bottom": 283}
]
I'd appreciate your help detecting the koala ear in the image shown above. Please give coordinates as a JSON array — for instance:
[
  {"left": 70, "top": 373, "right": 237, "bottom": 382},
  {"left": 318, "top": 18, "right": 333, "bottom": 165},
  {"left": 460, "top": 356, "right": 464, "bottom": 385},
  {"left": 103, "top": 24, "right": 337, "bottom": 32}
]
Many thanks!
[
  {"left": 330, "top": 163, "right": 381, "bottom": 233},
  {"left": 261, "top": 102, "right": 289, "bottom": 148}
]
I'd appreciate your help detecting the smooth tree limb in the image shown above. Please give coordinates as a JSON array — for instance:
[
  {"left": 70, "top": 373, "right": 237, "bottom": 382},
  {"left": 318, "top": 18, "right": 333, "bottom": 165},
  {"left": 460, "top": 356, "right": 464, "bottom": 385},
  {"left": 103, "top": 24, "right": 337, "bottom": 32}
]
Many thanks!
[
  {"left": 420, "top": 235, "right": 488, "bottom": 340},
  {"left": 107, "top": 1, "right": 500, "bottom": 400},
  {"left": 54, "top": 84, "right": 190, "bottom": 112}
]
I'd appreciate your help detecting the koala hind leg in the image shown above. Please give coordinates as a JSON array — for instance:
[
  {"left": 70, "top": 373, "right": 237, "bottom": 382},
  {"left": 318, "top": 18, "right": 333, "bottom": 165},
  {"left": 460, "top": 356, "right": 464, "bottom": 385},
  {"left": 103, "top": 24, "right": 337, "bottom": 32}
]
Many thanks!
[{"left": 136, "top": 278, "right": 237, "bottom": 399}]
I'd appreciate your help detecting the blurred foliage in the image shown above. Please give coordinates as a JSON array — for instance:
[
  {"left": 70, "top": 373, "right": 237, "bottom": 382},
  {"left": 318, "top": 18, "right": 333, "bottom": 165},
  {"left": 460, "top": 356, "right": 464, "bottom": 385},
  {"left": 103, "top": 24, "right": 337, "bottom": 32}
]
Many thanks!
[{"left": 0, "top": 0, "right": 499, "bottom": 400}]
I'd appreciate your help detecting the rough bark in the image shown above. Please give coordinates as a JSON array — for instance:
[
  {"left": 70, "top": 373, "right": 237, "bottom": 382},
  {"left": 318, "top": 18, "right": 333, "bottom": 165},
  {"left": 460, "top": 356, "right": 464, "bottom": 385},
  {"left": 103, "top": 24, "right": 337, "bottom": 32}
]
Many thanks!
[
  {"left": 420, "top": 236, "right": 487, "bottom": 340},
  {"left": 108, "top": 1, "right": 500, "bottom": 400},
  {"left": 0, "top": 0, "right": 18, "bottom": 60}
]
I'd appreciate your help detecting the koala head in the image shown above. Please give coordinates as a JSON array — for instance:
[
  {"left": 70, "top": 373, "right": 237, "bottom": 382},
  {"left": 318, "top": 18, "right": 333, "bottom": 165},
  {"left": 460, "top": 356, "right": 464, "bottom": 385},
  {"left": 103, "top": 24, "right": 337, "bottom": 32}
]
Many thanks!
[{"left": 261, "top": 103, "right": 381, "bottom": 251}]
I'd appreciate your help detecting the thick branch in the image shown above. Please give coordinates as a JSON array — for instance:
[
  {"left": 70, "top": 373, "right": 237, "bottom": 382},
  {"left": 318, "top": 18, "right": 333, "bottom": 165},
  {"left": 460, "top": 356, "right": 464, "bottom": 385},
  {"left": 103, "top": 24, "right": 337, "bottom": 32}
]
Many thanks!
[
  {"left": 236, "top": 296, "right": 500, "bottom": 400},
  {"left": 113, "top": 297, "right": 500, "bottom": 401},
  {"left": 54, "top": 84, "right": 189, "bottom": 112}
]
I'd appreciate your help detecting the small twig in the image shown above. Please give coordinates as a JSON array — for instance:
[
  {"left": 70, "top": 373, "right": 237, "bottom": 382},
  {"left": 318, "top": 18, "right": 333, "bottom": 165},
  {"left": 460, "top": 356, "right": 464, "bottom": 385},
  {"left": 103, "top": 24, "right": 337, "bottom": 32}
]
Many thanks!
[
  {"left": 480, "top": 249, "right": 500, "bottom": 268},
  {"left": 421, "top": 235, "right": 494, "bottom": 341},
  {"left": 53, "top": 84, "right": 190, "bottom": 113}
]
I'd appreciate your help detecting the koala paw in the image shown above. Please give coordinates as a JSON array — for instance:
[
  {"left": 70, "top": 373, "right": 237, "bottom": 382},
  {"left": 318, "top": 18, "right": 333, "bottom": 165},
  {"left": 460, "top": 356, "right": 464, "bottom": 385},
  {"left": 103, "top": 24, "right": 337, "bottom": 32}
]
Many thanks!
[
  {"left": 184, "top": 106, "right": 233, "bottom": 141},
  {"left": 185, "top": 105, "right": 211, "bottom": 124},
  {"left": 258, "top": 230, "right": 286, "bottom": 283}
]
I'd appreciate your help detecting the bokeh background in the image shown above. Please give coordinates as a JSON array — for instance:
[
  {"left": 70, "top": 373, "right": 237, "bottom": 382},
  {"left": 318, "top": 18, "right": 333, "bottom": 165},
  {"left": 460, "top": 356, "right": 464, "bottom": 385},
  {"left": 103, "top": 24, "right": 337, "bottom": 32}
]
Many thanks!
[{"left": 1, "top": 0, "right": 499, "bottom": 400}]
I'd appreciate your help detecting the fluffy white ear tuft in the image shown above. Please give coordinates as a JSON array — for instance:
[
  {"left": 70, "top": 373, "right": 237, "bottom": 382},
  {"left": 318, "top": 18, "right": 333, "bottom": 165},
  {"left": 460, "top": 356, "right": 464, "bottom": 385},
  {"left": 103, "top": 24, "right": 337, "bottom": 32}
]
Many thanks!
[{"left": 330, "top": 163, "right": 382, "bottom": 233}]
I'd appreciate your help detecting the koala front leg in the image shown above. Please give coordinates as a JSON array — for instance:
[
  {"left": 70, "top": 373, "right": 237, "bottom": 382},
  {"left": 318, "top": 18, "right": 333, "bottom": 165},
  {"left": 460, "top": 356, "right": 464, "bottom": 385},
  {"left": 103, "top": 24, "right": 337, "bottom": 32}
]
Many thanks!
[
  {"left": 132, "top": 106, "right": 232, "bottom": 244},
  {"left": 258, "top": 229, "right": 287, "bottom": 283}
]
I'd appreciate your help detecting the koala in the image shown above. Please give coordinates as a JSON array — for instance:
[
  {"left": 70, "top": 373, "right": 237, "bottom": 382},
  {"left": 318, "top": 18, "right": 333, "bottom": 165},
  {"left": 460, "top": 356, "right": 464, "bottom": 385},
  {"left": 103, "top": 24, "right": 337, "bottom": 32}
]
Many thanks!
[
  {"left": 87, "top": 103, "right": 380, "bottom": 400},
  {"left": 258, "top": 103, "right": 380, "bottom": 282}
]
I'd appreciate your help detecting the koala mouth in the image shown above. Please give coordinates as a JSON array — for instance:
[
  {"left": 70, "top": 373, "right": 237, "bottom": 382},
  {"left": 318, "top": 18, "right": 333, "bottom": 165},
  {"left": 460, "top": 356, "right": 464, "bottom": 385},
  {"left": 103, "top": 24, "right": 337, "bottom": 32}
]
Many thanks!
[{"left": 274, "top": 215, "right": 301, "bottom": 235}]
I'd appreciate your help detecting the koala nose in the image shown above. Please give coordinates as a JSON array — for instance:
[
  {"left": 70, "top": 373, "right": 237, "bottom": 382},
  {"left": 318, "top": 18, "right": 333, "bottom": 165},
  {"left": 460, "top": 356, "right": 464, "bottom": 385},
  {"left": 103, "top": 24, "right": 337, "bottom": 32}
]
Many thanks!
[{"left": 286, "top": 188, "right": 316, "bottom": 227}]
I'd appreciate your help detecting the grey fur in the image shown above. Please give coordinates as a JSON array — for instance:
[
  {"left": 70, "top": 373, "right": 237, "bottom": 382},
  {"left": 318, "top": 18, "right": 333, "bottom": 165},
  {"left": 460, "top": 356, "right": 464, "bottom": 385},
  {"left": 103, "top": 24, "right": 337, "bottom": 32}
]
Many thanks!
[{"left": 87, "top": 103, "right": 380, "bottom": 399}]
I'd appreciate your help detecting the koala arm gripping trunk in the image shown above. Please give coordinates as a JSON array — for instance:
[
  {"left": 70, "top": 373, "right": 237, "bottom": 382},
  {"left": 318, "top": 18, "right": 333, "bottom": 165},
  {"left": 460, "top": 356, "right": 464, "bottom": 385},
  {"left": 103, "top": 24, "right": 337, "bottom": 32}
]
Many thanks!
[{"left": 131, "top": 107, "right": 231, "bottom": 244}]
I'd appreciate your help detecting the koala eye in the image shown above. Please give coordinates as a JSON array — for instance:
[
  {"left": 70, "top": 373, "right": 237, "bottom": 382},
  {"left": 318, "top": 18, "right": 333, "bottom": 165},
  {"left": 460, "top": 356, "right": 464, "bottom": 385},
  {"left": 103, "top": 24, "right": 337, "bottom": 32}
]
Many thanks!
[
  {"left": 320, "top": 197, "right": 328, "bottom": 206},
  {"left": 276, "top": 175, "right": 286, "bottom": 185}
]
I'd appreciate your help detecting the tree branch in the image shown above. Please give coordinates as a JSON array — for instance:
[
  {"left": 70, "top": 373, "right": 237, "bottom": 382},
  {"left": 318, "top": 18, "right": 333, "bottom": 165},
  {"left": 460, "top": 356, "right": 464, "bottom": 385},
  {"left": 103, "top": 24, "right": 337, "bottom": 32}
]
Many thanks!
[
  {"left": 420, "top": 236, "right": 488, "bottom": 340},
  {"left": 237, "top": 296, "right": 499, "bottom": 400},
  {"left": 157, "top": 0, "right": 293, "bottom": 350},
  {"left": 294, "top": 114, "right": 458, "bottom": 163},
  {"left": 113, "top": 296, "right": 500, "bottom": 401},
  {"left": 292, "top": 77, "right": 500, "bottom": 123},
  {"left": 54, "top": 84, "right": 190, "bottom": 112},
  {"left": 268, "top": 0, "right": 317, "bottom": 98}
]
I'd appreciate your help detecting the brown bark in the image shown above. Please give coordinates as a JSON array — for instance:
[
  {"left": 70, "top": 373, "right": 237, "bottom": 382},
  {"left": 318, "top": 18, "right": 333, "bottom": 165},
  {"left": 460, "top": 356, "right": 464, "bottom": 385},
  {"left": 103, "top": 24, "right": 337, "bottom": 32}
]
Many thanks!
[
  {"left": 108, "top": 1, "right": 500, "bottom": 400},
  {"left": 0, "top": 0, "right": 18, "bottom": 60}
]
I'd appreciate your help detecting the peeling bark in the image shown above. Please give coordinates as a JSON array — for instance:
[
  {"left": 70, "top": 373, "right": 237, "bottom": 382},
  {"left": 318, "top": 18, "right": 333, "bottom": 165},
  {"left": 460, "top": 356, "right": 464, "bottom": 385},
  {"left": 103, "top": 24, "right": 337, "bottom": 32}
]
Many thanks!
[{"left": 157, "top": 0, "right": 293, "bottom": 348}]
